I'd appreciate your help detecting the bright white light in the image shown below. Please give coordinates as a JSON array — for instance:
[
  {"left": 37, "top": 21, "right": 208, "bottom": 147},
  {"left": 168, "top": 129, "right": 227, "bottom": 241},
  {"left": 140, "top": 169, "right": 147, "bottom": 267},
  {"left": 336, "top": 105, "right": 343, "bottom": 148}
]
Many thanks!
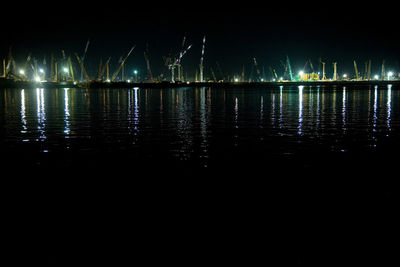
[
  {"left": 261, "top": 78, "right": 264, "bottom": 82},
  {"left": 134, "top": 70, "right": 138, "bottom": 74},
  {"left": 299, "top": 71, "right": 304, "bottom": 76},
  {"left": 133, "top": 87, "right": 139, "bottom": 90},
  {"left": 106, "top": 79, "right": 111, "bottom": 83},
  {"left": 388, "top": 72, "right": 393, "bottom": 77},
  {"left": 63, "top": 68, "right": 68, "bottom": 73},
  {"left": 234, "top": 78, "right": 239, "bottom": 82},
  {"left": 34, "top": 76, "right": 41, "bottom": 82},
  {"left": 39, "top": 69, "right": 44, "bottom": 73},
  {"left": 19, "top": 69, "right": 25, "bottom": 75},
  {"left": 374, "top": 75, "right": 379, "bottom": 80},
  {"left": 127, "top": 79, "right": 131, "bottom": 83},
  {"left": 343, "top": 74, "right": 347, "bottom": 78}
]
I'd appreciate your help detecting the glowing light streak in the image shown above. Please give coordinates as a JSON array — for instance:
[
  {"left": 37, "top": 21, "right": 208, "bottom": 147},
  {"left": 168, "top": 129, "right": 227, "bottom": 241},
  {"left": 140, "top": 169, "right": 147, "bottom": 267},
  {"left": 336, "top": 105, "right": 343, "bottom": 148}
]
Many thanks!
[
  {"left": 64, "top": 88, "right": 70, "bottom": 136},
  {"left": 20, "top": 89, "right": 27, "bottom": 134},
  {"left": 298, "top": 86, "right": 303, "bottom": 135},
  {"left": 387, "top": 84, "right": 392, "bottom": 131},
  {"left": 36, "top": 88, "right": 46, "bottom": 140}
]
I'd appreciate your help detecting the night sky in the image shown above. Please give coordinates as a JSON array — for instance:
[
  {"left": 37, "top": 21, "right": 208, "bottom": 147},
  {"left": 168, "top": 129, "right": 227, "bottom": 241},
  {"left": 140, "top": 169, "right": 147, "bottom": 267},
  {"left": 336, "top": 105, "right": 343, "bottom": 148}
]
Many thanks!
[{"left": 2, "top": 1, "right": 399, "bottom": 79}]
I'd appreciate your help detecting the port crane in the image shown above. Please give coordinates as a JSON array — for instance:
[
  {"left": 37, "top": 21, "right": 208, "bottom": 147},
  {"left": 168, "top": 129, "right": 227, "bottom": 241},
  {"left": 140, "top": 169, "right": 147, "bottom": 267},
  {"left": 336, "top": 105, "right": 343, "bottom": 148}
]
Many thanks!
[
  {"left": 74, "top": 53, "right": 91, "bottom": 82},
  {"left": 363, "top": 60, "right": 371, "bottom": 80},
  {"left": 253, "top": 57, "right": 262, "bottom": 81},
  {"left": 5, "top": 47, "right": 17, "bottom": 78},
  {"left": 68, "top": 56, "right": 75, "bottom": 82},
  {"left": 353, "top": 60, "right": 360, "bottom": 80},
  {"left": 303, "top": 59, "right": 315, "bottom": 73},
  {"left": 269, "top": 66, "right": 278, "bottom": 81},
  {"left": 80, "top": 39, "right": 90, "bottom": 82},
  {"left": 97, "top": 57, "right": 111, "bottom": 81},
  {"left": 111, "top": 45, "right": 136, "bottom": 82},
  {"left": 280, "top": 56, "right": 293, "bottom": 81},
  {"left": 168, "top": 37, "right": 192, "bottom": 82},
  {"left": 143, "top": 44, "right": 154, "bottom": 82},
  {"left": 286, "top": 56, "right": 293, "bottom": 81}
]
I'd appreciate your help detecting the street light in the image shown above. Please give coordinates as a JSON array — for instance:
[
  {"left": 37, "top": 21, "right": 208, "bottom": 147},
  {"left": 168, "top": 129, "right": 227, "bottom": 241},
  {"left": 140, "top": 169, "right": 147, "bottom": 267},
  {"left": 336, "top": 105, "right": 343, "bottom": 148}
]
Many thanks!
[
  {"left": 134, "top": 70, "right": 138, "bottom": 82},
  {"left": 19, "top": 69, "right": 25, "bottom": 75},
  {"left": 63, "top": 67, "right": 69, "bottom": 73},
  {"left": 388, "top": 72, "right": 393, "bottom": 80}
]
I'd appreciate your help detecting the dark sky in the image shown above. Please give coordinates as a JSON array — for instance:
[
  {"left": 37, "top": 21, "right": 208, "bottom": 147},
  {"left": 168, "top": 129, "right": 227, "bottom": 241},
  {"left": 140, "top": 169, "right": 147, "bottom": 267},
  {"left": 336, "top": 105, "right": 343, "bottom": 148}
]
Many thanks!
[{"left": 2, "top": 1, "right": 399, "bottom": 79}]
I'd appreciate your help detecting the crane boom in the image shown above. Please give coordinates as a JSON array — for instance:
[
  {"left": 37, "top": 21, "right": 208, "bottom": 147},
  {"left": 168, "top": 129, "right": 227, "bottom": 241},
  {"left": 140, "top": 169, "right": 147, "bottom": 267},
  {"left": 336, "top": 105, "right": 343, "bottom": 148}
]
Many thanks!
[
  {"left": 23, "top": 53, "right": 32, "bottom": 70},
  {"left": 80, "top": 39, "right": 90, "bottom": 81},
  {"left": 353, "top": 60, "right": 359, "bottom": 80},
  {"left": 68, "top": 56, "right": 75, "bottom": 82},
  {"left": 97, "top": 57, "right": 111, "bottom": 81},
  {"left": 111, "top": 45, "right": 136, "bottom": 81},
  {"left": 143, "top": 51, "right": 154, "bottom": 82},
  {"left": 286, "top": 55, "right": 293, "bottom": 81},
  {"left": 74, "top": 53, "right": 90, "bottom": 82},
  {"left": 253, "top": 57, "right": 262, "bottom": 81}
]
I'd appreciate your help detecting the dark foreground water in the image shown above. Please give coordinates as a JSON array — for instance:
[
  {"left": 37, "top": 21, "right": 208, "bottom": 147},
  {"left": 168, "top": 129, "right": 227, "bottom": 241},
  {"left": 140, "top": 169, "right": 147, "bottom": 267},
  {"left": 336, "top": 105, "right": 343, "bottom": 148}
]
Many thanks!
[{"left": 1, "top": 85, "right": 398, "bottom": 264}]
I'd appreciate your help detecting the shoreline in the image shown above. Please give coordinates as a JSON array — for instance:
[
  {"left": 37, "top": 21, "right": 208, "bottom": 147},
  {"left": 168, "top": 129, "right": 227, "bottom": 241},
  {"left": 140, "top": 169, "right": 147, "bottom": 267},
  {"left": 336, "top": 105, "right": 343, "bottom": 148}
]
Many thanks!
[{"left": 1, "top": 78, "right": 399, "bottom": 89}]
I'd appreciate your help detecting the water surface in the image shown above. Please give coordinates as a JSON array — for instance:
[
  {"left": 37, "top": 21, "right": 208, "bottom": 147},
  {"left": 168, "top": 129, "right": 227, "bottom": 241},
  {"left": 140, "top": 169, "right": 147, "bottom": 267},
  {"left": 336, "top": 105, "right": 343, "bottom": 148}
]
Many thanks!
[
  {"left": 2, "top": 84, "right": 398, "bottom": 264},
  {"left": 1, "top": 84, "right": 399, "bottom": 174}
]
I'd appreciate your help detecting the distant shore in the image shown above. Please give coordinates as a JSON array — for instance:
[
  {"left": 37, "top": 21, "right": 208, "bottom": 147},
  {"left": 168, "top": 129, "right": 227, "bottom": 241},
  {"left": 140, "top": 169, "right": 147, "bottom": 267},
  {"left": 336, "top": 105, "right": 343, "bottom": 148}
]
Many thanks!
[{"left": 1, "top": 77, "right": 399, "bottom": 89}]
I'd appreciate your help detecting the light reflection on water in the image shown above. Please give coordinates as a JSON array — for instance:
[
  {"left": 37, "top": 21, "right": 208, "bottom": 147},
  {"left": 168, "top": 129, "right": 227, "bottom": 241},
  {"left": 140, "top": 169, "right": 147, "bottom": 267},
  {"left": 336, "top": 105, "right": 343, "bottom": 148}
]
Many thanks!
[
  {"left": 298, "top": 85, "right": 303, "bottom": 135},
  {"left": 20, "top": 89, "right": 27, "bottom": 134},
  {"left": 36, "top": 88, "right": 46, "bottom": 140},
  {"left": 64, "top": 88, "right": 70, "bottom": 136},
  {"left": 0, "top": 85, "right": 399, "bottom": 168}
]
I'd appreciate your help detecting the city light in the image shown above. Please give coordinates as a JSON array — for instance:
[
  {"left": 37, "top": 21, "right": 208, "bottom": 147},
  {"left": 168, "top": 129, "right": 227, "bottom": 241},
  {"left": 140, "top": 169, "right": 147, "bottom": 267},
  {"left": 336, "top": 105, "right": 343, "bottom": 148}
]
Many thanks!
[
  {"left": 19, "top": 69, "right": 25, "bottom": 75},
  {"left": 63, "top": 67, "right": 68, "bottom": 73},
  {"left": 299, "top": 71, "right": 304, "bottom": 76},
  {"left": 39, "top": 69, "right": 44, "bottom": 73},
  {"left": 374, "top": 75, "right": 379, "bottom": 80},
  {"left": 34, "top": 76, "right": 41, "bottom": 82}
]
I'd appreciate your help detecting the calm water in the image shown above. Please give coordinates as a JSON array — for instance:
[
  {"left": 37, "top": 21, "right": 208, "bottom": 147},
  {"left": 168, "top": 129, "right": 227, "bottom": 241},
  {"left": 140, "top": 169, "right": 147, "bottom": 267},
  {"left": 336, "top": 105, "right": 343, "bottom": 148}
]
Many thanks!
[
  {"left": 1, "top": 84, "right": 399, "bottom": 172},
  {"left": 1, "top": 84, "right": 399, "bottom": 264}
]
